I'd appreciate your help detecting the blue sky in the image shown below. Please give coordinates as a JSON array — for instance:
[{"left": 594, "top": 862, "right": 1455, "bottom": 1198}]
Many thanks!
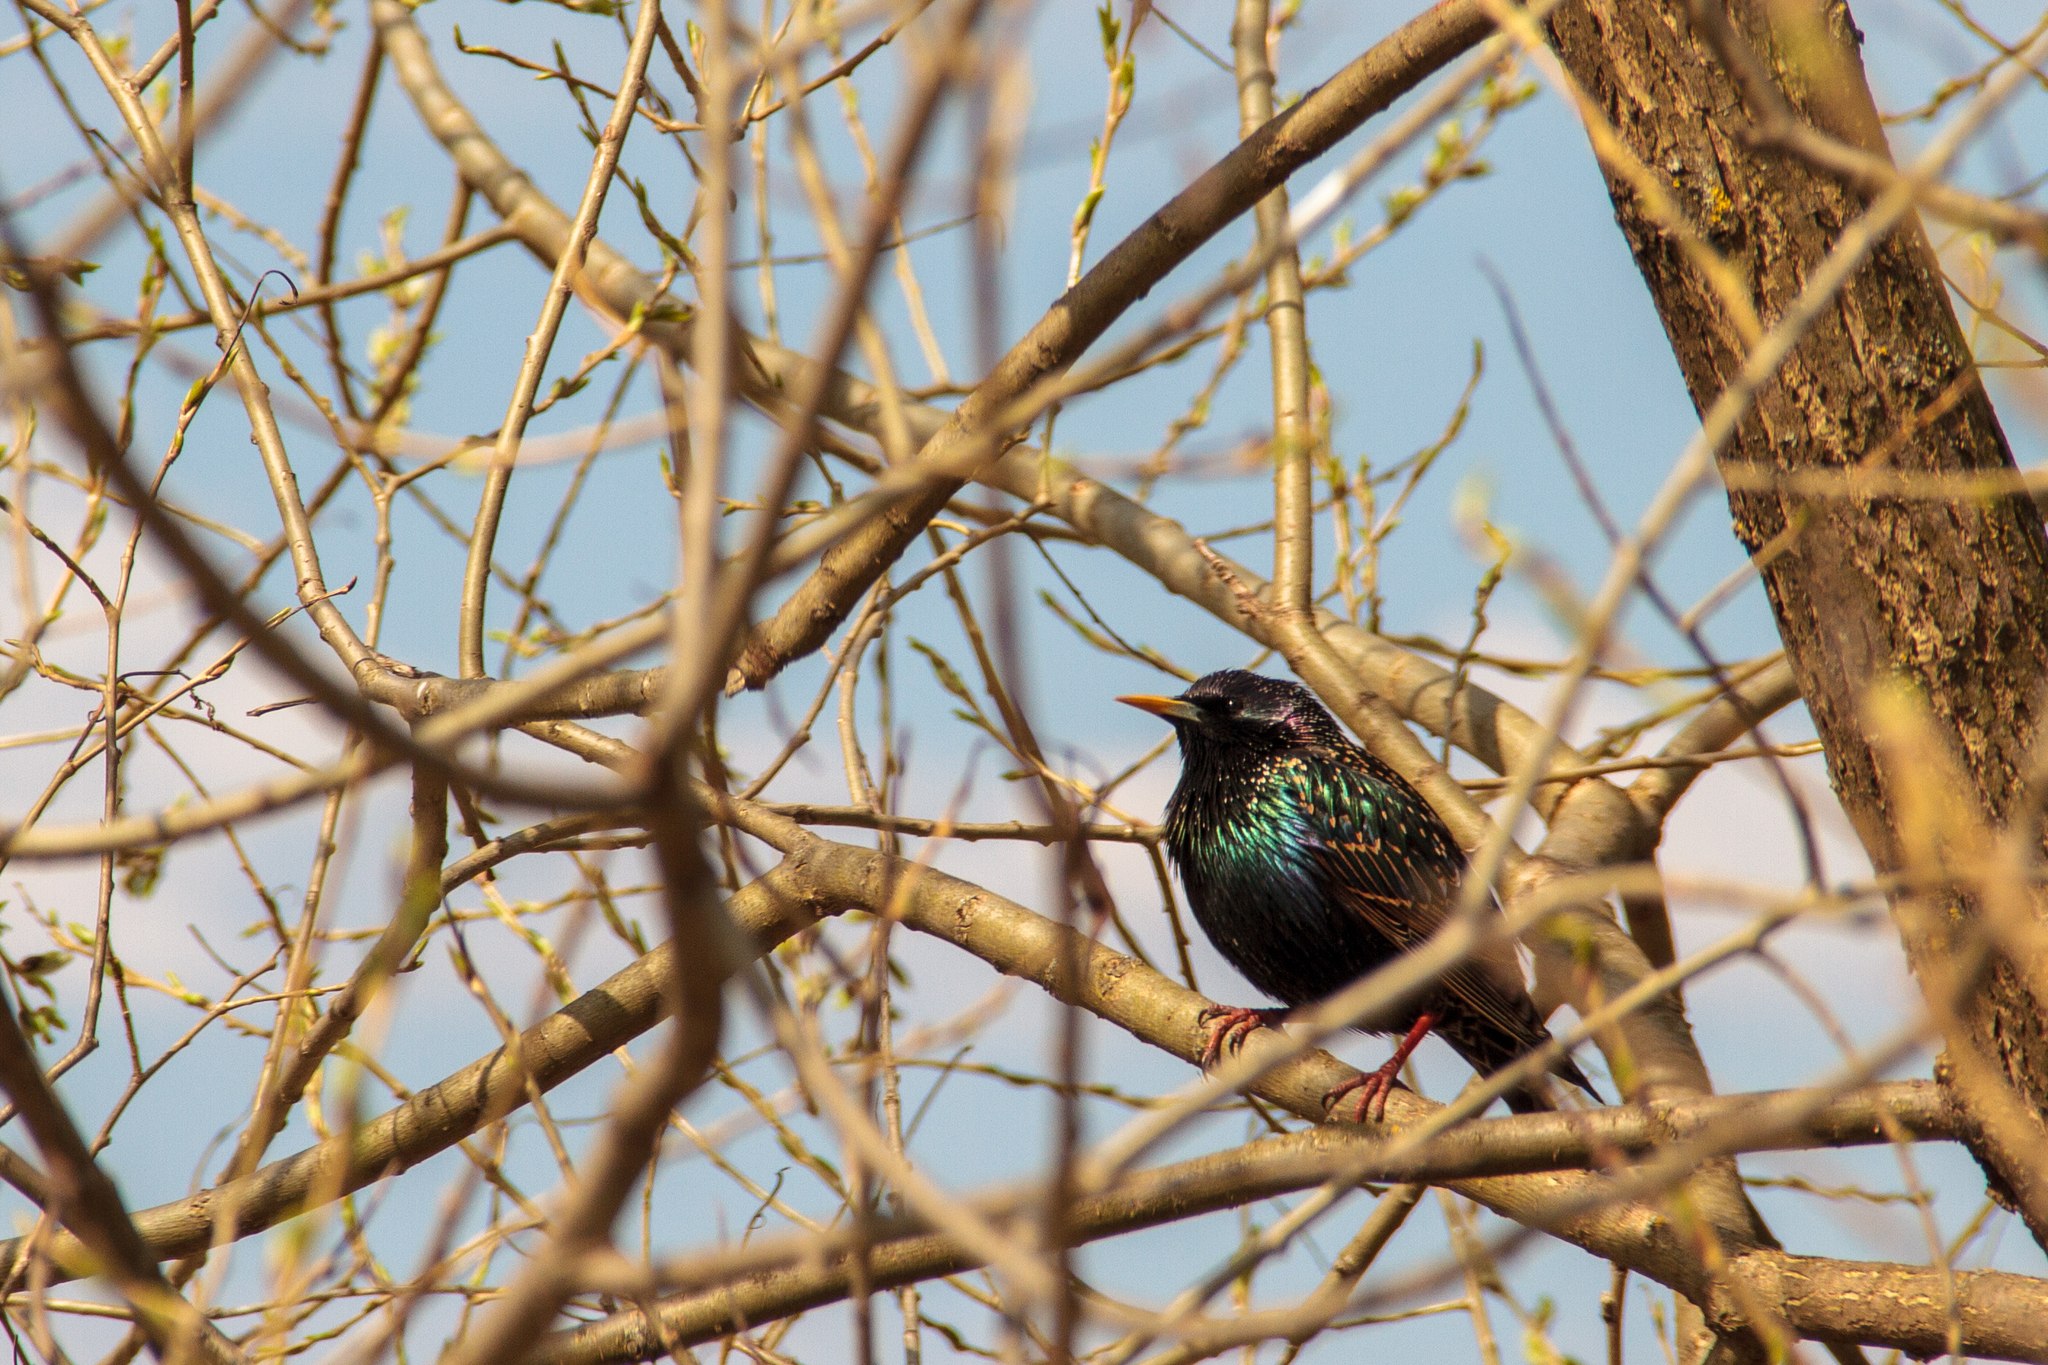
[{"left": 5, "top": 0, "right": 2047, "bottom": 1359}]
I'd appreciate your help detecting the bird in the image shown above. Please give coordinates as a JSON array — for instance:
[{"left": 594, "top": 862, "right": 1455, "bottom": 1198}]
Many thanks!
[{"left": 1119, "top": 669, "right": 1598, "bottom": 1120}]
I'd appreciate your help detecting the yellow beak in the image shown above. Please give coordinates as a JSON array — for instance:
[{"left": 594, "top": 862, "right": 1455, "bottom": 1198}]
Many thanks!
[{"left": 1117, "top": 694, "right": 1204, "bottom": 724}]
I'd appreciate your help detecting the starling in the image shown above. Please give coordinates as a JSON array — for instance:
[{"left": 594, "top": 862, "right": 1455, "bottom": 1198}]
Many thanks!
[{"left": 1120, "top": 669, "right": 1598, "bottom": 1119}]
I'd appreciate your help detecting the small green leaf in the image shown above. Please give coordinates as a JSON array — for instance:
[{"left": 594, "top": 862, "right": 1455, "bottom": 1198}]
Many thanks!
[
  {"left": 13, "top": 953, "right": 68, "bottom": 980},
  {"left": 117, "top": 845, "right": 166, "bottom": 898},
  {"left": 908, "top": 638, "right": 974, "bottom": 706},
  {"left": 1095, "top": 2, "right": 1120, "bottom": 60}
]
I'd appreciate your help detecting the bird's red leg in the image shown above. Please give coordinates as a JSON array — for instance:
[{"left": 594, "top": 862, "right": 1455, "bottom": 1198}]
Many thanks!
[
  {"left": 1325, "top": 1011, "right": 1438, "bottom": 1123},
  {"left": 1196, "top": 1006, "right": 1289, "bottom": 1068}
]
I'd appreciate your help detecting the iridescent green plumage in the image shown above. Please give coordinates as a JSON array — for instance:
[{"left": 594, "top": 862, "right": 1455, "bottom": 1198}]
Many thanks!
[{"left": 1122, "top": 670, "right": 1597, "bottom": 1116}]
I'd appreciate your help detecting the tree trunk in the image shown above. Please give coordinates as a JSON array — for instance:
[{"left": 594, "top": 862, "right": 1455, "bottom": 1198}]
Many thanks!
[{"left": 1543, "top": 0, "right": 2048, "bottom": 1245}]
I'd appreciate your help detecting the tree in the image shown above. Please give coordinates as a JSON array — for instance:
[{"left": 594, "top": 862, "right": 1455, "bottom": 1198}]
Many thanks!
[{"left": 1, "top": 0, "right": 2045, "bottom": 1361}]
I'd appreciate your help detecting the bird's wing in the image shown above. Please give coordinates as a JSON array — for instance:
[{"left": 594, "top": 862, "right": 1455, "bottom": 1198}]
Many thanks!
[{"left": 1283, "top": 747, "right": 1545, "bottom": 1045}]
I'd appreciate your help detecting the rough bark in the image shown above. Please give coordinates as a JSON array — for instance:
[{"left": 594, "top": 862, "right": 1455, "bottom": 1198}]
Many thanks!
[{"left": 1544, "top": 0, "right": 2048, "bottom": 1242}]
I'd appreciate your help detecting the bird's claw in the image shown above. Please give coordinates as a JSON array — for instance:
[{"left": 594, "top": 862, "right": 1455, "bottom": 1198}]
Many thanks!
[
  {"left": 1196, "top": 1006, "right": 1287, "bottom": 1069},
  {"left": 1324, "top": 1061, "right": 1406, "bottom": 1124}
]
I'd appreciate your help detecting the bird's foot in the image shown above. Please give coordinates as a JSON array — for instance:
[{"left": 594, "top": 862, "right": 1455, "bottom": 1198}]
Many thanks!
[
  {"left": 1324, "top": 1058, "right": 1407, "bottom": 1124},
  {"left": 1196, "top": 1006, "right": 1289, "bottom": 1069},
  {"left": 1325, "top": 1010, "right": 1435, "bottom": 1123}
]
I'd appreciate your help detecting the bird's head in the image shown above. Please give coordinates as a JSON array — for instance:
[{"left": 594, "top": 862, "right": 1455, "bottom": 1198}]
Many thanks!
[{"left": 1117, "top": 670, "right": 1347, "bottom": 751}]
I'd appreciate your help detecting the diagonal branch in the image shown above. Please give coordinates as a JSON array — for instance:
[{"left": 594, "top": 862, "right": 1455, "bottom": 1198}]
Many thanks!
[
  {"left": 722, "top": 0, "right": 1494, "bottom": 692},
  {"left": 0, "top": 992, "right": 247, "bottom": 1363}
]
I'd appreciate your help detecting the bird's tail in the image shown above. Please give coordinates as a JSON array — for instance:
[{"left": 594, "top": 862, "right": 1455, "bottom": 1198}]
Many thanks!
[
  {"left": 1502, "top": 1074, "right": 1571, "bottom": 1114},
  {"left": 1450, "top": 1033, "right": 1602, "bottom": 1114}
]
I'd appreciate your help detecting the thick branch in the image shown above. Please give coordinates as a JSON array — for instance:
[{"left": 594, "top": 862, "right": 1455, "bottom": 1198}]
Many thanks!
[
  {"left": 0, "top": 816, "right": 2010, "bottom": 1361},
  {"left": 1544, "top": 0, "right": 2048, "bottom": 1241},
  {"left": 758, "top": 830, "right": 1942, "bottom": 1354},
  {"left": 538, "top": 1086, "right": 2013, "bottom": 1365}
]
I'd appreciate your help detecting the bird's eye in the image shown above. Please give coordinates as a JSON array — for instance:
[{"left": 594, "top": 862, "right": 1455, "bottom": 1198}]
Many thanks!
[{"left": 1210, "top": 695, "right": 1238, "bottom": 716}]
